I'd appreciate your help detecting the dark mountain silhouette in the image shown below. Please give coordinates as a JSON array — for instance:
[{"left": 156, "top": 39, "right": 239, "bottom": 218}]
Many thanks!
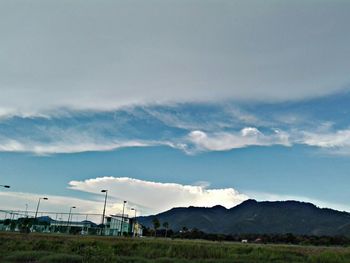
[{"left": 138, "top": 199, "right": 350, "bottom": 236}]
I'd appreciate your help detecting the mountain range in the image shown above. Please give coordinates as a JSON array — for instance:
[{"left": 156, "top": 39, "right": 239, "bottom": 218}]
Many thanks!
[{"left": 138, "top": 199, "right": 350, "bottom": 236}]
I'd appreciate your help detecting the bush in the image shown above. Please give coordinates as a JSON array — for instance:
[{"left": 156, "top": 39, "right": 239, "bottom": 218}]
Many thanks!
[
  {"left": 38, "top": 253, "right": 83, "bottom": 263},
  {"left": 5, "top": 251, "right": 50, "bottom": 262}
]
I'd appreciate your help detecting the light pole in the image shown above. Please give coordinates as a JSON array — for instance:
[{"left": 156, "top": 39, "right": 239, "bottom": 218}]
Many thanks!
[
  {"left": 34, "top": 197, "right": 48, "bottom": 219},
  {"left": 120, "top": 201, "right": 127, "bottom": 236},
  {"left": 67, "top": 206, "right": 76, "bottom": 228},
  {"left": 131, "top": 208, "right": 137, "bottom": 237},
  {"left": 66, "top": 206, "right": 76, "bottom": 234},
  {"left": 101, "top": 190, "right": 108, "bottom": 236},
  {"left": 101, "top": 190, "right": 108, "bottom": 225}
]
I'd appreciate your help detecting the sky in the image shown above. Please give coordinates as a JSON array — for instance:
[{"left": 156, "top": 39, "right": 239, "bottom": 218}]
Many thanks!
[{"left": 1, "top": 0, "right": 350, "bottom": 218}]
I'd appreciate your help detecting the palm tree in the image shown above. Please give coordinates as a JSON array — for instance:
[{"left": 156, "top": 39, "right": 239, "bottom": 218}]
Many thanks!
[
  {"left": 163, "top": 221, "right": 169, "bottom": 238},
  {"left": 152, "top": 217, "right": 160, "bottom": 237}
]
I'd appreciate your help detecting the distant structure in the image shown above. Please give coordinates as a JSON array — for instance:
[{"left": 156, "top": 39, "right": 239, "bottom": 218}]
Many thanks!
[
  {"left": 0, "top": 209, "right": 143, "bottom": 237},
  {"left": 104, "top": 214, "right": 143, "bottom": 237}
]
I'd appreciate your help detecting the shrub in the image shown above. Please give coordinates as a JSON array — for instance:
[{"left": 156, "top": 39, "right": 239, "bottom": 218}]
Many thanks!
[
  {"left": 5, "top": 250, "right": 50, "bottom": 262},
  {"left": 38, "top": 253, "right": 83, "bottom": 263}
]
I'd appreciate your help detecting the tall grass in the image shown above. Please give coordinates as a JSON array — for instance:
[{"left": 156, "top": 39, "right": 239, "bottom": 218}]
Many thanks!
[{"left": 1, "top": 232, "right": 350, "bottom": 262}]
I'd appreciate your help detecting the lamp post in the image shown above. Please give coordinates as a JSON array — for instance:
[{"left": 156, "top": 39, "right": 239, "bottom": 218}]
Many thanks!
[
  {"left": 25, "top": 204, "right": 28, "bottom": 217},
  {"left": 101, "top": 190, "right": 108, "bottom": 225},
  {"left": 101, "top": 190, "right": 108, "bottom": 236},
  {"left": 66, "top": 206, "right": 76, "bottom": 234},
  {"left": 131, "top": 208, "right": 137, "bottom": 237},
  {"left": 120, "top": 201, "right": 127, "bottom": 236},
  {"left": 34, "top": 197, "right": 48, "bottom": 219},
  {"left": 33, "top": 197, "right": 48, "bottom": 232}
]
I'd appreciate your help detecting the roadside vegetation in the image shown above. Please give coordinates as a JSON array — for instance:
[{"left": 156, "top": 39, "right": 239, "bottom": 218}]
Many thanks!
[{"left": 1, "top": 232, "right": 350, "bottom": 263}]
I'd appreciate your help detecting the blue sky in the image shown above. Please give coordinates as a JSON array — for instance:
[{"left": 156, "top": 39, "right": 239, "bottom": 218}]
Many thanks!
[{"left": 1, "top": 0, "right": 350, "bottom": 216}]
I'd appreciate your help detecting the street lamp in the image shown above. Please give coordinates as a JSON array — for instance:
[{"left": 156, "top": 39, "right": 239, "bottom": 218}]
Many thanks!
[
  {"left": 131, "top": 208, "right": 137, "bottom": 237},
  {"left": 25, "top": 204, "right": 28, "bottom": 217},
  {"left": 120, "top": 201, "right": 127, "bottom": 236},
  {"left": 67, "top": 206, "right": 76, "bottom": 228},
  {"left": 101, "top": 190, "right": 108, "bottom": 225},
  {"left": 34, "top": 197, "right": 48, "bottom": 219},
  {"left": 0, "top": 185, "right": 10, "bottom": 189}
]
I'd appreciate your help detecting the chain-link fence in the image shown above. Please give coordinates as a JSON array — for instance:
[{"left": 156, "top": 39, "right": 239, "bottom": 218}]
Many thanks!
[{"left": 0, "top": 209, "right": 142, "bottom": 236}]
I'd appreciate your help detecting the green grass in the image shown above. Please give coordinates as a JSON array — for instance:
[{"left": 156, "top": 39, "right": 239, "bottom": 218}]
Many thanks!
[{"left": 1, "top": 232, "right": 350, "bottom": 262}]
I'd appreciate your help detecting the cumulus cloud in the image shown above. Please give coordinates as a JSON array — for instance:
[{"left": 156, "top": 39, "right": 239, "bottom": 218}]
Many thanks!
[
  {"left": 187, "top": 128, "right": 290, "bottom": 152},
  {"left": 68, "top": 177, "right": 248, "bottom": 214},
  {"left": 0, "top": 1, "right": 349, "bottom": 115}
]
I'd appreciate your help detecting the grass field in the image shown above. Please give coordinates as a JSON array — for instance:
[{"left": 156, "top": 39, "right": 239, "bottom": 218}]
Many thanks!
[{"left": 1, "top": 232, "right": 350, "bottom": 263}]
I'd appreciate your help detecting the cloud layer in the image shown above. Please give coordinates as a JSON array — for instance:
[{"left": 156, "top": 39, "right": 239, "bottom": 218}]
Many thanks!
[
  {"left": 1, "top": 1, "right": 350, "bottom": 114},
  {"left": 1, "top": 99, "right": 350, "bottom": 155},
  {"left": 68, "top": 177, "right": 248, "bottom": 214}
]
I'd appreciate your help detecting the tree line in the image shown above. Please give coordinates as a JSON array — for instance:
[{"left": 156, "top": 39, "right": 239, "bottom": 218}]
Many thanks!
[{"left": 144, "top": 217, "right": 350, "bottom": 246}]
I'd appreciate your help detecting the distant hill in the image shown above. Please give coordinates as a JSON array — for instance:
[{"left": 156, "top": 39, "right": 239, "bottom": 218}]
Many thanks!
[
  {"left": 36, "top": 216, "right": 53, "bottom": 223},
  {"left": 138, "top": 199, "right": 350, "bottom": 236}
]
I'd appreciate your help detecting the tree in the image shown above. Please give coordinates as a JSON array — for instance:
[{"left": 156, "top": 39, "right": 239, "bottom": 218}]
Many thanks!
[
  {"left": 152, "top": 217, "right": 160, "bottom": 237},
  {"left": 163, "top": 222, "right": 169, "bottom": 238}
]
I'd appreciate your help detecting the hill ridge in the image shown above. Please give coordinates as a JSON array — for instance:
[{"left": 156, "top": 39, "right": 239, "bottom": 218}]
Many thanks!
[{"left": 138, "top": 199, "right": 350, "bottom": 236}]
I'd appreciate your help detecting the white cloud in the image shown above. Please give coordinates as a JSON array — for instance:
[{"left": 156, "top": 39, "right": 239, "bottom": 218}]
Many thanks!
[
  {"left": 0, "top": 138, "right": 155, "bottom": 155},
  {"left": 2, "top": 106, "right": 350, "bottom": 156},
  {"left": 0, "top": 1, "right": 349, "bottom": 114},
  {"left": 188, "top": 128, "right": 290, "bottom": 152},
  {"left": 301, "top": 129, "right": 350, "bottom": 148},
  {"left": 68, "top": 177, "right": 248, "bottom": 214},
  {"left": 289, "top": 128, "right": 350, "bottom": 155},
  {"left": 0, "top": 140, "right": 25, "bottom": 152}
]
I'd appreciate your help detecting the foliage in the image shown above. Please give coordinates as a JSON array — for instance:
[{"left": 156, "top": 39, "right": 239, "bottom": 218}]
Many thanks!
[
  {"left": 1, "top": 232, "right": 350, "bottom": 262},
  {"left": 163, "top": 222, "right": 169, "bottom": 238},
  {"left": 152, "top": 217, "right": 160, "bottom": 237},
  {"left": 144, "top": 227, "right": 350, "bottom": 246}
]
